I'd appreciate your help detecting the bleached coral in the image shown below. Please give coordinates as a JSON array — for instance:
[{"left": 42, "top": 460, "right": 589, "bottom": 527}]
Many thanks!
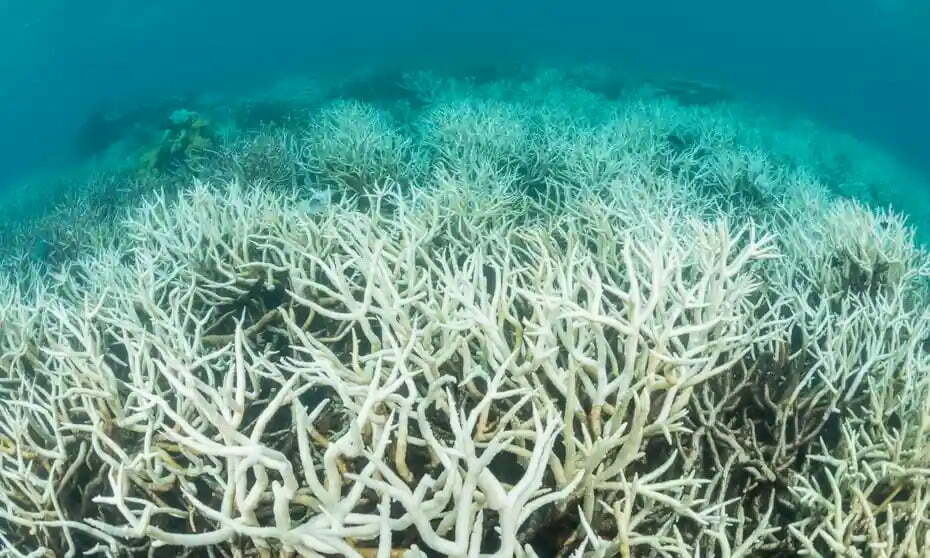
[
  {"left": 0, "top": 179, "right": 767, "bottom": 555},
  {"left": 2, "top": 67, "right": 930, "bottom": 558},
  {"left": 1, "top": 170, "right": 927, "bottom": 557}
]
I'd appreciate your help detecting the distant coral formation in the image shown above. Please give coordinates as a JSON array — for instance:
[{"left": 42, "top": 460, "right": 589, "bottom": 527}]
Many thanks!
[
  {"left": 139, "top": 109, "right": 214, "bottom": 173},
  {"left": 1, "top": 67, "right": 930, "bottom": 557}
]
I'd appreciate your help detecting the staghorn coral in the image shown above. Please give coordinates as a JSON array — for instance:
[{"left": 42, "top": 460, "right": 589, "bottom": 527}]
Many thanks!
[
  {"left": 6, "top": 65, "right": 930, "bottom": 269},
  {"left": 1, "top": 170, "right": 929, "bottom": 557},
  {"left": 2, "top": 66, "right": 930, "bottom": 558}
]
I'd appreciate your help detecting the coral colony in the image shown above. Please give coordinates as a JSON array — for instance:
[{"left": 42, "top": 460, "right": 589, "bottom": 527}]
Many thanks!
[{"left": 2, "top": 68, "right": 929, "bottom": 557}]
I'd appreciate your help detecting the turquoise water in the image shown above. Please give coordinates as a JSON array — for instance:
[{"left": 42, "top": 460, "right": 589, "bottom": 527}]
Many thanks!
[{"left": 1, "top": 1, "right": 928, "bottom": 188}]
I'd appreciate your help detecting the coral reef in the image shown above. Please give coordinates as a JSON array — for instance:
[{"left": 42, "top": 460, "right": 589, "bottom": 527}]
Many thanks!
[
  {"left": 5, "top": 65, "right": 929, "bottom": 272},
  {"left": 1, "top": 66, "right": 930, "bottom": 557}
]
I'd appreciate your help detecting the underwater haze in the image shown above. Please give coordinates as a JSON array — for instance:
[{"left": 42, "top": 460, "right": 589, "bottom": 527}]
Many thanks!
[{"left": 0, "top": 0, "right": 929, "bottom": 189}]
